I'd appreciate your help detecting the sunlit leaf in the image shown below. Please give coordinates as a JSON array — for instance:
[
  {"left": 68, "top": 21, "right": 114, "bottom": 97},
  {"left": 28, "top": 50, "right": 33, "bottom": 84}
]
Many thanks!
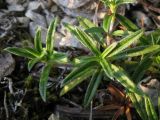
[
  {"left": 77, "top": 17, "right": 96, "bottom": 29},
  {"left": 61, "top": 61, "right": 97, "bottom": 86},
  {"left": 116, "top": 0, "right": 136, "bottom": 5},
  {"left": 75, "top": 28, "right": 101, "bottom": 55},
  {"left": 127, "top": 93, "right": 147, "bottom": 120},
  {"left": 101, "top": 42, "right": 117, "bottom": 58},
  {"left": 145, "top": 97, "right": 158, "bottom": 120},
  {"left": 110, "top": 45, "right": 160, "bottom": 60},
  {"left": 46, "top": 17, "right": 58, "bottom": 54},
  {"left": 103, "top": 14, "right": 114, "bottom": 33},
  {"left": 112, "top": 64, "right": 142, "bottom": 95},
  {"left": 109, "top": 30, "right": 143, "bottom": 57},
  {"left": 60, "top": 70, "right": 94, "bottom": 96},
  {"left": 5, "top": 47, "right": 39, "bottom": 59},
  {"left": 100, "top": 58, "right": 113, "bottom": 79},
  {"left": 34, "top": 27, "right": 43, "bottom": 53}
]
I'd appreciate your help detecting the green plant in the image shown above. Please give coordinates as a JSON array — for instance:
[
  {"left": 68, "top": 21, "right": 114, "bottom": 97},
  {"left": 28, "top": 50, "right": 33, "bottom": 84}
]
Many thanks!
[
  {"left": 4, "top": 0, "right": 160, "bottom": 120},
  {"left": 60, "top": 0, "right": 160, "bottom": 120},
  {"left": 5, "top": 17, "right": 68, "bottom": 101}
]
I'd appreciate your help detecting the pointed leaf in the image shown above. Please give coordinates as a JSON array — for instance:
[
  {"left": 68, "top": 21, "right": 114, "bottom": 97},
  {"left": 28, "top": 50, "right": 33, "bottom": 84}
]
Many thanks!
[
  {"left": 28, "top": 59, "right": 40, "bottom": 71},
  {"left": 117, "top": 0, "right": 136, "bottom": 5},
  {"left": 77, "top": 17, "right": 96, "bottom": 29},
  {"left": 60, "top": 69, "right": 94, "bottom": 96},
  {"left": 34, "top": 27, "right": 43, "bottom": 53},
  {"left": 100, "top": 58, "right": 113, "bottom": 79},
  {"left": 65, "top": 24, "right": 100, "bottom": 55},
  {"left": 112, "top": 64, "right": 142, "bottom": 95},
  {"left": 46, "top": 17, "right": 58, "bottom": 54},
  {"left": 61, "top": 61, "right": 97, "bottom": 86},
  {"left": 101, "top": 42, "right": 117, "bottom": 58},
  {"left": 75, "top": 28, "right": 101, "bottom": 55},
  {"left": 116, "top": 14, "right": 138, "bottom": 31},
  {"left": 83, "top": 69, "right": 103, "bottom": 107},
  {"left": 128, "top": 93, "right": 147, "bottom": 120},
  {"left": 110, "top": 45, "right": 160, "bottom": 60},
  {"left": 5, "top": 47, "right": 39, "bottom": 59},
  {"left": 145, "top": 97, "right": 158, "bottom": 120},
  {"left": 109, "top": 29, "right": 143, "bottom": 57},
  {"left": 132, "top": 56, "right": 152, "bottom": 83},
  {"left": 39, "top": 64, "right": 51, "bottom": 102},
  {"left": 103, "top": 14, "right": 114, "bottom": 33}
]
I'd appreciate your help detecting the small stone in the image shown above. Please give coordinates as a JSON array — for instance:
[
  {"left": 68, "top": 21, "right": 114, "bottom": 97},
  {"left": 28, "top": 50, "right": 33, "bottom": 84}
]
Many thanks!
[
  {"left": 52, "top": 0, "right": 91, "bottom": 9},
  {"left": 50, "top": 5, "right": 58, "bottom": 12},
  {"left": 6, "top": 0, "right": 29, "bottom": 7},
  {"left": 25, "top": 10, "right": 47, "bottom": 28},
  {"left": 16, "top": 17, "right": 30, "bottom": 27},
  {"left": 0, "top": 52, "right": 15, "bottom": 80},
  {"left": 27, "top": 1, "right": 42, "bottom": 11},
  {"left": 8, "top": 4, "right": 25, "bottom": 12},
  {"left": 60, "top": 6, "right": 93, "bottom": 18},
  {"left": 59, "top": 32, "right": 83, "bottom": 49}
]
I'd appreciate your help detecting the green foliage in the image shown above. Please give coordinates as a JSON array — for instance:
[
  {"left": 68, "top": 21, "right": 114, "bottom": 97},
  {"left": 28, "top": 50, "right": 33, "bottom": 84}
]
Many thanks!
[
  {"left": 60, "top": 19, "right": 157, "bottom": 108},
  {"left": 4, "top": 0, "right": 160, "bottom": 120},
  {"left": 5, "top": 17, "right": 68, "bottom": 101}
]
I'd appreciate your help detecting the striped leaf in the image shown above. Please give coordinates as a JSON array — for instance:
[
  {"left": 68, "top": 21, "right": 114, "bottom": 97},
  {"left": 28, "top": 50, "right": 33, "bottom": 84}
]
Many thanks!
[
  {"left": 103, "top": 14, "right": 114, "bottom": 33},
  {"left": 39, "top": 64, "right": 51, "bottom": 102},
  {"left": 83, "top": 69, "right": 103, "bottom": 107},
  {"left": 60, "top": 70, "right": 94, "bottom": 96},
  {"left": 116, "top": 14, "right": 138, "bottom": 31},
  {"left": 109, "top": 29, "right": 143, "bottom": 57},
  {"left": 46, "top": 17, "right": 58, "bottom": 54},
  {"left": 5, "top": 47, "right": 39, "bottom": 59},
  {"left": 34, "top": 27, "right": 43, "bottom": 53}
]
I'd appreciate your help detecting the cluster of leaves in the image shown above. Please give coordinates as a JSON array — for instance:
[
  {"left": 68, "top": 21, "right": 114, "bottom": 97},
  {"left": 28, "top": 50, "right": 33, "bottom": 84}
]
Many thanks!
[
  {"left": 4, "top": 0, "right": 160, "bottom": 120},
  {"left": 5, "top": 17, "right": 68, "bottom": 101}
]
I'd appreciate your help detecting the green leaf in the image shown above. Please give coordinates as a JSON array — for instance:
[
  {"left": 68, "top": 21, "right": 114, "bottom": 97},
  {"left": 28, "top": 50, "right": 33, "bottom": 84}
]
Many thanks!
[
  {"left": 61, "top": 61, "right": 97, "bottom": 86},
  {"left": 128, "top": 93, "right": 147, "bottom": 120},
  {"left": 116, "top": 14, "right": 138, "bottom": 31},
  {"left": 39, "top": 64, "right": 51, "bottom": 102},
  {"left": 83, "top": 69, "right": 103, "bottom": 107},
  {"left": 101, "top": 42, "right": 117, "bottom": 58},
  {"left": 77, "top": 17, "right": 96, "bottom": 29},
  {"left": 49, "top": 51, "right": 68, "bottom": 63},
  {"left": 60, "top": 69, "right": 94, "bottom": 96},
  {"left": 46, "top": 17, "right": 58, "bottom": 54},
  {"left": 132, "top": 56, "right": 152, "bottom": 83},
  {"left": 103, "top": 14, "right": 114, "bottom": 33},
  {"left": 145, "top": 97, "right": 158, "bottom": 120},
  {"left": 112, "top": 64, "right": 142, "bottom": 95},
  {"left": 65, "top": 24, "right": 101, "bottom": 55},
  {"left": 34, "top": 27, "right": 43, "bottom": 53},
  {"left": 112, "top": 30, "right": 130, "bottom": 37},
  {"left": 28, "top": 59, "right": 40, "bottom": 71},
  {"left": 110, "top": 45, "right": 160, "bottom": 60},
  {"left": 5, "top": 47, "right": 38, "bottom": 59},
  {"left": 75, "top": 28, "right": 101, "bottom": 55},
  {"left": 116, "top": 0, "right": 136, "bottom": 5},
  {"left": 73, "top": 56, "right": 98, "bottom": 65},
  {"left": 100, "top": 58, "right": 113, "bottom": 79},
  {"left": 85, "top": 27, "right": 105, "bottom": 45},
  {"left": 109, "top": 29, "right": 143, "bottom": 57}
]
